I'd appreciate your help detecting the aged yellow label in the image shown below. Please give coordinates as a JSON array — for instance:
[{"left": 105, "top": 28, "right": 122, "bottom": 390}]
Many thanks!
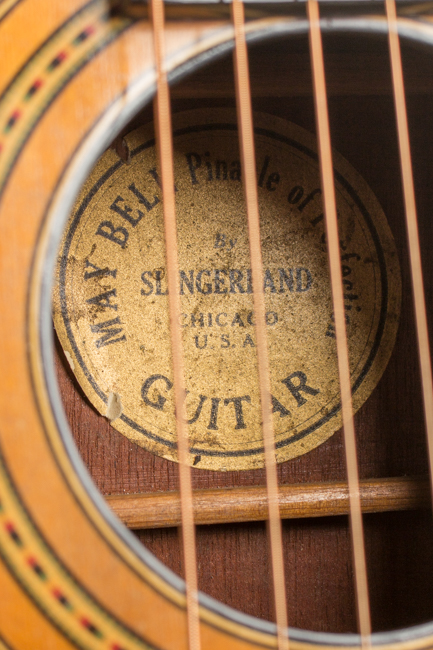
[{"left": 53, "top": 111, "right": 401, "bottom": 471}]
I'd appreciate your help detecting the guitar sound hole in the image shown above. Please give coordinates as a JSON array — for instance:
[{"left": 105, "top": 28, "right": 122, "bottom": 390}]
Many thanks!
[{"left": 54, "top": 29, "right": 433, "bottom": 634}]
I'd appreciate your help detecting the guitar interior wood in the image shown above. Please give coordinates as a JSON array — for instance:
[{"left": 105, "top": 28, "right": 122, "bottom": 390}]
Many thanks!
[{"left": 54, "top": 29, "right": 433, "bottom": 634}]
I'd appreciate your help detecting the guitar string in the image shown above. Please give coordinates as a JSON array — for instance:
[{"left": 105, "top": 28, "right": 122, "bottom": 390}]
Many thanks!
[
  {"left": 307, "top": 1, "right": 372, "bottom": 646},
  {"left": 231, "top": 1, "right": 289, "bottom": 649},
  {"left": 150, "top": 1, "right": 201, "bottom": 648},
  {"left": 385, "top": 0, "right": 433, "bottom": 501}
]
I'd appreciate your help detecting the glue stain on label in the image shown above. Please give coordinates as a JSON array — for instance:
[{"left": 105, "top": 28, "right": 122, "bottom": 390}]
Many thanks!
[{"left": 53, "top": 110, "right": 401, "bottom": 471}]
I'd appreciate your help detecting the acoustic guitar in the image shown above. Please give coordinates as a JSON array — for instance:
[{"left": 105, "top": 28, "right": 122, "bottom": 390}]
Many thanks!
[{"left": 1, "top": 1, "right": 433, "bottom": 649}]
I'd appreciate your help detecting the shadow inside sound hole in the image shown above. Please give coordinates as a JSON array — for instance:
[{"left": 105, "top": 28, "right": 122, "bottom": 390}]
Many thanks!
[
  {"left": 136, "top": 511, "right": 433, "bottom": 635},
  {"left": 365, "top": 509, "right": 433, "bottom": 633}
]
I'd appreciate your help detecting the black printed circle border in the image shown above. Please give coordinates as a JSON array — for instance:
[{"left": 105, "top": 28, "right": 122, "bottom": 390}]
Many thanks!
[{"left": 59, "top": 122, "right": 390, "bottom": 459}]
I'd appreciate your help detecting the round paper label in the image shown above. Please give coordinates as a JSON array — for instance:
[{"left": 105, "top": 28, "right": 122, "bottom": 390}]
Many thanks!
[{"left": 53, "top": 111, "right": 401, "bottom": 471}]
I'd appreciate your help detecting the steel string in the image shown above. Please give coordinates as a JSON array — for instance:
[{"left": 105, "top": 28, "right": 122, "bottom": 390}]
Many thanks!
[
  {"left": 150, "top": 2, "right": 201, "bottom": 649},
  {"left": 307, "top": 1, "right": 372, "bottom": 646},
  {"left": 385, "top": 0, "right": 433, "bottom": 519},
  {"left": 231, "top": 2, "right": 289, "bottom": 649}
]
